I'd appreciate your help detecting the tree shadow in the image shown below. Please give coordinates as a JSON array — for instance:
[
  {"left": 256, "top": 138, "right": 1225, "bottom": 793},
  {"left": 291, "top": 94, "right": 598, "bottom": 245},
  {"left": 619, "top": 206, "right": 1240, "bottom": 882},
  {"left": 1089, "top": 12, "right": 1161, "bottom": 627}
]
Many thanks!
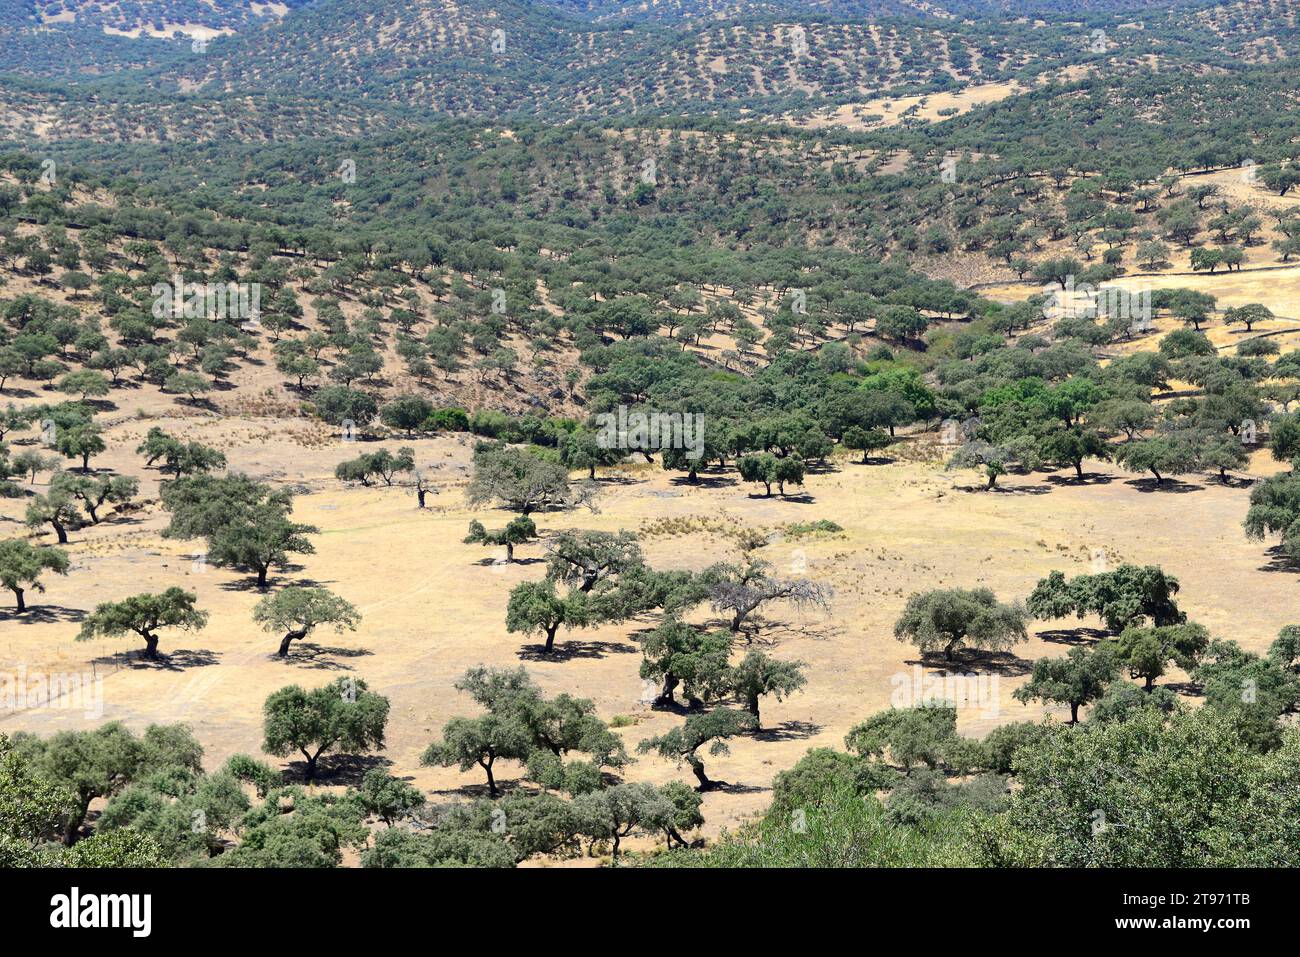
[
  {"left": 1038, "top": 626, "right": 1111, "bottom": 645},
  {"left": 1045, "top": 473, "right": 1115, "bottom": 487},
  {"left": 217, "top": 563, "right": 307, "bottom": 591},
  {"left": 1256, "top": 544, "right": 1300, "bottom": 574},
  {"left": 174, "top": 396, "right": 219, "bottom": 412},
  {"left": 775, "top": 493, "right": 817, "bottom": 504},
  {"left": 0, "top": 604, "right": 86, "bottom": 624},
  {"left": 704, "top": 780, "right": 767, "bottom": 795},
  {"left": 90, "top": 647, "right": 220, "bottom": 671},
  {"left": 957, "top": 483, "right": 1052, "bottom": 495},
  {"left": 1125, "top": 477, "right": 1204, "bottom": 493},
  {"left": 278, "top": 642, "right": 374, "bottom": 670},
  {"left": 971, "top": 651, "right": 1033, "bottom": 677},
  {"left": 517, "top": 639, "right": 638, "bottom": 662},
  {"left": 428, "top": 778, "right": 525, "bottom": 801},
  {"left": 751, "top": 720, "right": 824, "bottom": 742},
  {"left": 760, "top": 620, "right": 842, "bottom": 643},
  {"left": 285, "top": 753, "right": 392, "bottom": 786},
  {"left": 285, "top": 576, "right": 336, "bottom": 589},
  {"left": 669, "top": 474, "right": 737, "bottom": 489},
  {"left": 99, "top": 515, "right": 146, "bottom": 528},
  {"left": 596, "top": 475, "right": 647, "bottom": 486},
  {"left": 217, "top": 578, "right": 272, "bottom": 592},
  {"left": 472, "top": 556, "right": 544, "bottom": 567},
  {"left": 905, "top": 650, "right": 1032, "bottom": 677},
  {"left": 852, "top": 456, "right": 896, "bottom": 466},
  {"left": 645, "top": 697, "right": 704, "bottom": 716}
]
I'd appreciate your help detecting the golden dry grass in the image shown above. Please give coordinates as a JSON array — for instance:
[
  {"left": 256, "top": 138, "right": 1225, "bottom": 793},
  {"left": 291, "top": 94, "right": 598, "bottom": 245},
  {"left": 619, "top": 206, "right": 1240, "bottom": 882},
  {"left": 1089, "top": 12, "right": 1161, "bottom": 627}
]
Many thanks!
[{"left": 3, "top": 398, "right": 1296, "bottom": 844}]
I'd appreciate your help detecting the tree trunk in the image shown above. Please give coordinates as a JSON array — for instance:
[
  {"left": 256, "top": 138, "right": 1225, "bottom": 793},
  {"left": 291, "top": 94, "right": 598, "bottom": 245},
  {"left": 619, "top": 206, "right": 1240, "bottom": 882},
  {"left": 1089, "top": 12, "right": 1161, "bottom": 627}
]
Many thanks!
[
  {"left": 656, "top": 673, "right": 679, "bottom": 706},
  {"left": 278, "top": 628, "right": 309, "bottom": 657},
  {"left": 505, "top": 542, "right": 514, "bottom": 562},
  {"left": 63, "top": 797, "right": 91, "bottom": 846},
  {"left": 303, "top": 749, "right": 320, "bottom": 782},
  {"left": 51, "top": 520, "right": 68, "bottom": 544},
  {"left": 257, "top": 564, "right": 269, "bottom": 588},
  {"left": 944, "top": 638, "right": 958, "bottom": 661},
  {"left": 416, "top": 489, "right": 427, "bottom": 508},
  {"left": 13, "top": 587, "right": 24, "bottom": 613},
  {"left": 1070, "top": 701, "right": 1080, "bottom": 724},
  {"left": 142, "top": 632, "right": 160, "bottom": 660},
  {"left": 545, "top": 623, "right": 558, "bottom": 652},
  {"left": 483, "top": 760, "right": 498, "bottom": 797},
  {"left": 689, "top": 756, "right": 713, "bottom": 791},
  {"left": 746, "top": 694, "right": 761, "bottom": 729},
  {"left": 1151, "top": 468, "right": 1163, "bottom": 485},
  {"left": 1074, "top": 461, "right": 1084, "bottom": 480}
]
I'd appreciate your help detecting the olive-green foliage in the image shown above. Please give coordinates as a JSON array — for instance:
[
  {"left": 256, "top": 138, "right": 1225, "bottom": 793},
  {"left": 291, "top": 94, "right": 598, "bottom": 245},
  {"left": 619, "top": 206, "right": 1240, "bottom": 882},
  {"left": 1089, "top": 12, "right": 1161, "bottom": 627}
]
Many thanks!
[{"left": 645, "top": 784, "right": 974, "bottom": 868}]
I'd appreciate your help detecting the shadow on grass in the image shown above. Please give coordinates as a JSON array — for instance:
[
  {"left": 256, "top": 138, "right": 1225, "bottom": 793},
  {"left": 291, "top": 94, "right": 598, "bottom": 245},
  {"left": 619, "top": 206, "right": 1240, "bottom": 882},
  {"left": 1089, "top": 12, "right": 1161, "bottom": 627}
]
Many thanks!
[
  {"left": 428, "top": 778, "right": 525, "bottom": 801},
  {"left": 1038, "top": 626, "right": 1112, "bottom": 645},
  {"left": 90, "top": 647, "right": 220, "bottom": 671},
  {"left": 472, "top": 556, "right": 544, "bottom": 568},
  {"left": 0, "top": 604, "right": 86, "bottom": 625},
  {"left": 669, "top": 474, "right": 737, "bottom": 489},
  {"left": 701, "top": 780, "right": 767, "bottom": 795},
  {"left": 282, "top": 752, "right": 392, "bottom": 787},
  {"left": 1124, "top": 477, "right": 1204, "bottom": 493},
  {"left": 517, "top": 639, "right": 638, "bottom": 662},
  {"left": 904, "top": 649, "right": 1032, "bottom": 677},
  {"left": 1045, "top": 473, "right": 1116, "bottom": 487},
  {"left": 956, "top": 483, "right": 1052, "bottom": 495},
  {"left": 275, "top": 642, "right": 374, "bottom": 671},
  {"left": 1256, "top": 544, "right": 1300, "bottom": 574},
  {"left": 752, "top": 719, "right": 824, "bottom": 742}
]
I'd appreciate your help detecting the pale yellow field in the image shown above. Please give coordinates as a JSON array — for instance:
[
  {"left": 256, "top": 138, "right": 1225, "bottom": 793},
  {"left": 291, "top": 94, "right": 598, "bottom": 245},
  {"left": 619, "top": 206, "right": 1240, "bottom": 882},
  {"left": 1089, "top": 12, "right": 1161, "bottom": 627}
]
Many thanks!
[
  {"left": 983, "top": 267, "right": 1300, "bottom": 357},
  {"left": 2, "top": 403, "right": 1295, "bottom": 846},
  {"left": 793, "top": 80, "right": 1028, "bottom": 131}
]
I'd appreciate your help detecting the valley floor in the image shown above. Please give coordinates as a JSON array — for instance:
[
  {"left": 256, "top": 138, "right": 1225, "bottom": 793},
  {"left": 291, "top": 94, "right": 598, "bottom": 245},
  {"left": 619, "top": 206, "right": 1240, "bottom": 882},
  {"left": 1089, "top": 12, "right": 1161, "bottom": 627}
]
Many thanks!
[{"left": 2, "top": 406, "right": 1294, "bottom": 846}]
